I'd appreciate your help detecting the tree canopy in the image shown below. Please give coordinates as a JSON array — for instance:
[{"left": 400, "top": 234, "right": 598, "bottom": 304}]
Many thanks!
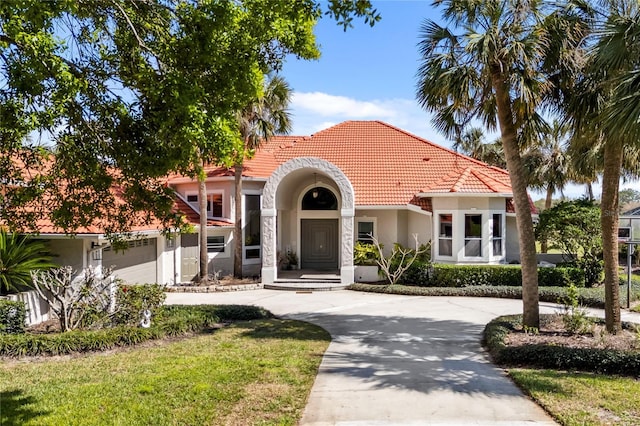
[{"left": 0, "top": 0, "right": 379, "bottom": 236}]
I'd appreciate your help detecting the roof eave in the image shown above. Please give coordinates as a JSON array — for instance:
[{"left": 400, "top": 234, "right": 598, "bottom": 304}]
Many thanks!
[{"left": 417, "top": 192, "right": 513, "bottom": 198}]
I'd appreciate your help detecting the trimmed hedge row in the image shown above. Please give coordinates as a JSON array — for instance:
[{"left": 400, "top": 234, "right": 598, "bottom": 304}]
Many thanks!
[
  {"left": 0, "top": 304, "right": 272, "bottom": 357},
  {"left": 483, "top": 315, "right": 640, "bottom": 377},
  {"left": 427, "top": 264, "right": 585, "bottom": 288},
  {"left": 346, "top": 283, "right": 636, "bottom": 308}
]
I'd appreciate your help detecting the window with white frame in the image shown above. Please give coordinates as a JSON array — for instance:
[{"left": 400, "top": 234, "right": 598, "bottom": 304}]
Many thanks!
[
  {"left": 207, "top": 235, "right": 225, "bottom": 253},
  {"left": 438, "top": 214, "right": 453, "bottom": 256},
  {"left": 207, "top": 193, "right": 223, "bottom": 218},
  {"left": 464, "top": 214, "right": 482, "bottom": 257},
  {"left": 492, "top": 214, "right": 503, "bottom": 256},
  {"left": 244, "top": 194, "right": 261, "bottom": 260},
  {"left": 356, "top": 219, "right": 375, "bottom": 244},
  {"left": 186, "top": 192, "right": 223, "bottom": 218}
]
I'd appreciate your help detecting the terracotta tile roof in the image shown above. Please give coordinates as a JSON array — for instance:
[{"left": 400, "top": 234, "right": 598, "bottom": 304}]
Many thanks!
[
  {"left": 167, "top": 120, "right": 534, "bottom": 215},
  {"left": 422, "top": 166, "right": 513, "bottom": 194},
  {"left": 265, "top": 121, "right": 513, "bottom": 206}
]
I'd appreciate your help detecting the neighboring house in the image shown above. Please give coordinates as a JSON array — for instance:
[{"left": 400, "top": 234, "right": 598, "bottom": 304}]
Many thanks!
[
  {"left": 620, "top": 205, "right": 640, "bottom": 243},
  {"left": 20, "top": 121, "right": 536, "bottom": 285}
]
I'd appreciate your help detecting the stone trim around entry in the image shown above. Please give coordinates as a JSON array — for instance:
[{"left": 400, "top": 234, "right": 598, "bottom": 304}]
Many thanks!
[{"left": 261, "top": 157, "right": 355, "bottom": 285}]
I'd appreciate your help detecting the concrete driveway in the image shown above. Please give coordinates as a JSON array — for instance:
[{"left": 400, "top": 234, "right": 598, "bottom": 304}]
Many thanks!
[{"left": 167, "top": 290, "right": 567, "bottom": 425}]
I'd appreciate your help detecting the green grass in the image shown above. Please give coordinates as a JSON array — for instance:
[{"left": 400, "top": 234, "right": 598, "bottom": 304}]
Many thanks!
[
  {"left": 509, "top": 369, "right": 640, "bottom": 426},
  {"left": 0, "top": 319, "right": 330, "bottom": 426}
]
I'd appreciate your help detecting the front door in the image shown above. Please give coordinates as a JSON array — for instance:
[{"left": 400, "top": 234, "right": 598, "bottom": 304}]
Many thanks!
[
  {"left": 181, "top": 233, "right": 199, "bottom": 282},
  {"left": 301, "top": 219, "right": 338, "bottom": 270}
]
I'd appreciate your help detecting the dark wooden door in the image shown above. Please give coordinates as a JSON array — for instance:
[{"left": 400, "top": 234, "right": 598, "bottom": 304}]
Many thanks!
[{"left": 301, "top": 219, "right": 338, "bottom": 270}]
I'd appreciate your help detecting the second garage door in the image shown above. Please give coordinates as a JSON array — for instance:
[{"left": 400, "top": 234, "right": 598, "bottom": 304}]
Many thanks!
[{"left": 102, "top": 238, "right": 158, "bottom": 284}]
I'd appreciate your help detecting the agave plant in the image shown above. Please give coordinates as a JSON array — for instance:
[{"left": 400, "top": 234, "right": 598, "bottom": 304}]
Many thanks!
[{"left": 0, "top": 229, "right": 56, "bottom": 294}]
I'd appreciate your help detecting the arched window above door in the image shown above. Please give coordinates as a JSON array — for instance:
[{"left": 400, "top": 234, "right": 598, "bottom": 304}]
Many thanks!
[{"left": 302, "top": 187, "right": 338, "bottom": 210}]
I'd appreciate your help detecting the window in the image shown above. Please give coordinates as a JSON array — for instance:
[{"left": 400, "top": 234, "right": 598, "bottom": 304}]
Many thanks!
[
  {"left": 438, "top": 214, "right": 453, "bottom": 256},
  {"left": 464, "top": 214, "right": 482, "bottom": 257},
  {"left": 302, "top": 187, "right": 338, "bottom": 210},
  {"left": 244, "top": 194, "right": 261, "bottom": 260},
  {"left": 492, "top": 214, "right": 503, "bottom": 256},
  {"left": 207, "top": 193, "right": 223, "bottom": 218},
  {"left": 186, "top": 193, "right": 223, "bottom": 218},
  {"left": 207, "top": 236, "right": 225, "bottom": 253},
  {"left": 357, "top": 221, "right": 375, "bottom": 244}
]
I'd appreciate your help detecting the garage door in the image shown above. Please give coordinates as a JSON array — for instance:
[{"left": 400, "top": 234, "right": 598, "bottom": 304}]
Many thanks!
[{"left": 103, "top": 238, "right": 157, "bottom": 284}]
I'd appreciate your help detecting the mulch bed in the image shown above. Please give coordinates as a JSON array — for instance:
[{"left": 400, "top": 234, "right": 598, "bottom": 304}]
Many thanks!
[{"left": 505, "top": 314, "right": 640, "bottom": 351}]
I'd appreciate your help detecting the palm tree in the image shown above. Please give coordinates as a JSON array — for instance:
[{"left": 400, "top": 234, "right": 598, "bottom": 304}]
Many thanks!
[
  {"left": 233, "top": 75, "right": 292, "bottom": 278},
  {"left": 454, "top": 127, "right": 506, "bottom": 168},
  {"left": 417, "top": 0, "right": 589, "bottom": 328},
  {"left": 0, "top": 229, "right": 55, "bottom": 294},
  {"left": 525, "top": 120, "right": 571, "bottom": 209},
  {"left": 565, "top": 0, "right": 640, "bottom": 333}
]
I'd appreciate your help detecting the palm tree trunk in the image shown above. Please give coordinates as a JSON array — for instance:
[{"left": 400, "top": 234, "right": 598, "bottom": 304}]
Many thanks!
[
  {"left": 198, "top": 169, "right": 208, "bottom": 283},
  {"left": 540, "top": 186, "right": 554, "bottom": 253},
  {"left": 234, "top": 163, "right": 243, "bottom": 279},
  {"left": 586, "top": 182, "right": 594, "bottom": 201},
  {"left": 601, "top": 142, "right": 623, "bottom": 334},
  {"left": 492, "top": 70, "right": 539, "bottom": 328}
]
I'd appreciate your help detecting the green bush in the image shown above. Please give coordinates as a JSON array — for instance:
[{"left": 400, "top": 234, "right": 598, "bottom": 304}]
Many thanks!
[
  {"left": 353, "top": 242, "right": 381, "bottom": 266},
  {"left": 112, "top": 283, "right": 167, "bottom": 326},
  {"left": 0, "top": 299, "right": 27, "bottom": 334},
  {"left": 0, "top": 304, "right": 272, "bottom": 357},
  {"left": 424, "top": 264, "right": 585, "bottom": 288},
  {"left": 347, "top": 283, "right": 638, "bottom": 308},
  {"left": 483, "top": 315, "right": 640, "bottom": 377}
]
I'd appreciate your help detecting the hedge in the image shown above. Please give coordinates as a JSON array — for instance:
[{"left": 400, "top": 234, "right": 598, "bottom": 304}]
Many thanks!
[
  {"left": 427, "top": 264, "right": 585, "bottom": 288},
  {"left": 346, "top": 283, "right": 638, "bottom": 308},
  {"left": 483, "top": 315, "right": 640, "bottom": 377},
  {"left": 0, "top": 304, "right": 272, "bottom": 357}
]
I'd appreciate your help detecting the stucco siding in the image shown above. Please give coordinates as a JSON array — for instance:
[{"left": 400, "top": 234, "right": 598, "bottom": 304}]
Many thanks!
[
  {"left": 45, "top": 238, "right": 84, "bottom": 271},
  {"left": 506, "top": 216, "right": 520, "bottom": 263},
  {"left": 408, "top": 211, "right": 431, "bottom": 247}
]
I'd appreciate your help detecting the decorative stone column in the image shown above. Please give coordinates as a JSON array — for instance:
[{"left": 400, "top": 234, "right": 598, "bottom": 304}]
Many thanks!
[{"left": 261, "top": 208, "right": 278, "bottom": 284}]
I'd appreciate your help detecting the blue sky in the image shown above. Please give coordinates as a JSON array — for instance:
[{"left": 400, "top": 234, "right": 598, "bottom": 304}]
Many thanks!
[{"left": 281, "top": 1, "right": 638, "bottom": 200}]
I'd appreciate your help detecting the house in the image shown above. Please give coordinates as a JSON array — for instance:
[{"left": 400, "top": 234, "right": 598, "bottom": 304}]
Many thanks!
[
  {"left": 168, "top": 120, "right": 532, "bottom": 285},
  {"left": 25, "top": 121, "right": 534, "bottom": 286}
]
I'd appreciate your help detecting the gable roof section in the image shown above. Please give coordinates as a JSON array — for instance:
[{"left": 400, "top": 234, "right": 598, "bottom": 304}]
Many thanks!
[{"left": 421, "top": 166, "right": 513, "bottom": 194}]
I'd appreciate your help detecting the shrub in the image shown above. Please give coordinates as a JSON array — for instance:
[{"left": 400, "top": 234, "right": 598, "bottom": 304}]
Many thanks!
[
  {"left": 425, "top": 264, "right": 585, "bottom": 288},
  {"left": 347, "top": 283, "right": 637, "bottom": 308},
  {"left": 483, "top": 315, "right": 640, "bottom": 377},
  {"left": 0, "top": 229, "right": 55, "bottom": 295},
  {"left": 0, "top": 299, "right": 27, "bottom": 334},
  {"left": 112, "top": 283, "right": 166, "bottom": 326},
  {"left": 0, "top": 304, "right": 273, "bottom": 357},
  {"left": 353, "top": 242, "right": 381, "bottom": 266}
]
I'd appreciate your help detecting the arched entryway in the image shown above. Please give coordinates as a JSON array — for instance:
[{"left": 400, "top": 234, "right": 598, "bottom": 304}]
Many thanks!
[{"left": 261, "top": 157, "right": 355, "bottom": 285}]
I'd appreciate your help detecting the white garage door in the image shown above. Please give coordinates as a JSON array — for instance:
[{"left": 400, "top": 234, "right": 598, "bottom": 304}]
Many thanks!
[{"left": 103, "top": 238, "right": 157, "bottom": 284}]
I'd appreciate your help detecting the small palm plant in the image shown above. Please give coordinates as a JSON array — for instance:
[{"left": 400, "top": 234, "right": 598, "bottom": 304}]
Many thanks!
[{"left": 0, "top": 228, "right": 55, "bottom": 294}]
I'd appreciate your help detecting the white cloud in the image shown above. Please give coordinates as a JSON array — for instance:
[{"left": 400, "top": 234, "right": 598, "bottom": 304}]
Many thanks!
[
  {"left": 289, "top": 91, "right": 452, "bottom": 147},
  {"left": 292, "top": 92, "right": 397, "bottom": 118}
]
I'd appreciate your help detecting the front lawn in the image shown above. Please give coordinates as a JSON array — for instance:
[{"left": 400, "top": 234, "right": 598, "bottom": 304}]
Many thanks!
[
  {"left": 0, "top": 319, "right": 330, "bottom": 426},
  {"left": 509, "top": 369, "right": 640, "bottom": 425}
]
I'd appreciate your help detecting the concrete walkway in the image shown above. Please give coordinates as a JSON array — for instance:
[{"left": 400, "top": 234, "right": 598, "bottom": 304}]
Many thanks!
[{"left": 166, "top": 290, "right": 639, "bottom": 425}]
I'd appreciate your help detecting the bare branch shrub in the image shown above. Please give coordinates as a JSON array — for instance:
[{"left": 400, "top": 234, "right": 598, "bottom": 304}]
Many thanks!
[
  {"left": 31, "top": 266, "right": 114, "bottom": 332},
  {"left": 371, "top": 234, "right": 429, "bottom": 286}
]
